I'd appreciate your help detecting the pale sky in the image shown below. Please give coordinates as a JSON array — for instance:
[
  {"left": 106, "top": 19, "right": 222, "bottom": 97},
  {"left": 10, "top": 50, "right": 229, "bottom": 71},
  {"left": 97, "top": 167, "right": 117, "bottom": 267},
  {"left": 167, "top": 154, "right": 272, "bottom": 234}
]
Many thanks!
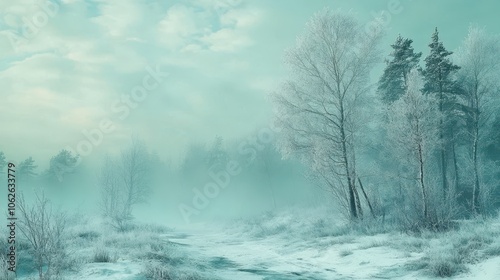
[{"left": 0, "top": 0, "right": 498, "bottom": 168}]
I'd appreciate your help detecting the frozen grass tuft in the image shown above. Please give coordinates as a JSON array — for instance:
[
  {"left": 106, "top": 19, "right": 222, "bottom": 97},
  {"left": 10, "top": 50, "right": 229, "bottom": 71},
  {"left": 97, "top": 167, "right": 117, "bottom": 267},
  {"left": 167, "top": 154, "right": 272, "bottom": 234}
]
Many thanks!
[
  {"left": 483, "top": 240, "right": 500, "bottom": 256},
  {"left": 92, "top": 248, "right": 116, "bottom": 263},
  {"left": 390, "top": 235, "right": 428, "bottom": 253},
  {"left": 143, "top": 261, "right": 217, "bottom": 280},
  {"left": 357, "top": 239, "right": 389, "bottom": 250},
  {"left": 78, "top": 230, "right": 100, "bottom": 241},
  {"left": 410, "top": 244, "right": 468, "bottom": 277},
  {"left": 405, "top": 217, "right": 500, "bottom": 277}
]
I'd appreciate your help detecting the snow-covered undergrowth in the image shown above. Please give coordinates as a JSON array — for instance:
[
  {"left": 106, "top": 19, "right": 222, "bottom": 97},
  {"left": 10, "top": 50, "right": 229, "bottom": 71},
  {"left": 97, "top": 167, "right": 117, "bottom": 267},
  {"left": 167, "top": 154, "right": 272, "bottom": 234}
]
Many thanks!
[
  {"left": 65, "top": 216, "right": 222, "bottom": 280},
  {"left": 228, "top": 206, "right": 397, "bottom": 240},
  {"left": 1, "top": 213, "right": 219, "bottom": 280},
  {"left": 224, "top": 208, "right": 500, "bottom": 279},
  {"left": 405, "top": 217, "right": 500, "bottom": 277},
  {"left": 2, "top": 208, "right": 499, "bottom": 279}
]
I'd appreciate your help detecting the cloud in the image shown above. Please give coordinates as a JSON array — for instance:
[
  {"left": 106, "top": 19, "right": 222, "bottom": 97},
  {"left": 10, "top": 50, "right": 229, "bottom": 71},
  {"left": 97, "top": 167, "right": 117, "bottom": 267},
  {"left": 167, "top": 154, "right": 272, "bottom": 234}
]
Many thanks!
[
  {"left": 157, "top": 4, "right": 210, "bottom": 50},
  {"left": 157, "top": 0, "right": 262, "bottom": 53},
  {"left": 201, "top": 28, "right": 252, "bottom": 52},
  {"left": 0, "top": 0, "right": 271, "bottom": 165},
  {"left": 220, "top": 7, "right": 262, "bottom": 28},
  {"left": 92, "top": 0, "right": 145, "bottom": 39}
]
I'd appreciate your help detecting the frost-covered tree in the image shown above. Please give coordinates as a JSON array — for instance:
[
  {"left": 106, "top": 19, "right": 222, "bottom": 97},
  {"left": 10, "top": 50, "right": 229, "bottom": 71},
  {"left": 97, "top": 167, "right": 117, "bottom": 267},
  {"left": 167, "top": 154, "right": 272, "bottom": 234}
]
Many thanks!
[
  {"left": 422, "top": 28, "right": 461, "bottom": 196},
  {"left": 99, "top": 139, "right": 153, "bottom": 230},
  {"left": 17, "top": 193, "right": 67, "bottom": 279},
  {"left": 272, "top": 10, "right": 382, "bottom": 220},
  {"left": 378, "top": 35, "right": 422, "bottom": 103},
  {"left": 456, "top": 26, "right": 500, "bottom": 214},
  {"left": 387, "top": 70, "right": 441, "bottom": 222}
]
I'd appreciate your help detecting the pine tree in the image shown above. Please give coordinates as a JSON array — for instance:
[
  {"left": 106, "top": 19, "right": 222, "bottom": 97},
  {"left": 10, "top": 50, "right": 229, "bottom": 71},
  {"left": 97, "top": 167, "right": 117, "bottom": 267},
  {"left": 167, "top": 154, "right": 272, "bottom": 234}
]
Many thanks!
[
  {"left": 47, "top": 149, "right": 79, "bottom": 182},
  {"left": 18, "top": 157, "right": 37, "bottom": 181},
  {"left": 422, "top": 28, "right": 460, "bottom": 197},
  {"left": 378, "top": 35, "right": 422, "bottom": 103},
  {"left": 207, "top": 136, "right": 228, "bottom": 171}
]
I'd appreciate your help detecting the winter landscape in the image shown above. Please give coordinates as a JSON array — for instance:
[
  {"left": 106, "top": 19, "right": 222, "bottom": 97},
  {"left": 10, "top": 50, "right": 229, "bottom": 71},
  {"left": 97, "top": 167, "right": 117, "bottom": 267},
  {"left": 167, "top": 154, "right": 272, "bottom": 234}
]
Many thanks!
[{"left": 1, "top": 0, "right": 500, "bottom": 279}]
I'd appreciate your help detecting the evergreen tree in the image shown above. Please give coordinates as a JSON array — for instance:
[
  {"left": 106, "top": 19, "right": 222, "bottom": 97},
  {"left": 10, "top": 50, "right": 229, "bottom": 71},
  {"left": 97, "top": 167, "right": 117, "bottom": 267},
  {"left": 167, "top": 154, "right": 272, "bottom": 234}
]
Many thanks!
[
  {"left": 18, "top": 157, "right": 37, "bottom": 181},
  {"left": 378, "top": 35, "right": 422, "bottom": 103},
  {"left": 46, "top": 149, "right": 79, "bottom": 182},
  {"left": 207, "top": 136, "right": 228, "bottom": 171},
  {"left": 422, "top": 28, "right": 460, "bottom": 196}
]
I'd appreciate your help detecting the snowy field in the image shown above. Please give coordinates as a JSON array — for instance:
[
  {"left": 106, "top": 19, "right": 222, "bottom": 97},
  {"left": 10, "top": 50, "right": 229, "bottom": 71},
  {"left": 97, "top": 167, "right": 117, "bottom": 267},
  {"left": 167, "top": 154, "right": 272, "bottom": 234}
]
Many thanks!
[{"left": 4, "top": 208, "right": 500, "bottom": 280}]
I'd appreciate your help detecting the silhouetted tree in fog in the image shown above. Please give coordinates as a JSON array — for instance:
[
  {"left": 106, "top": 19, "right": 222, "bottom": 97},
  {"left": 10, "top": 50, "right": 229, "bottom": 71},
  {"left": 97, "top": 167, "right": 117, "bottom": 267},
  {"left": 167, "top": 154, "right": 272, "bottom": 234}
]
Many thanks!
[
  {"left": 18, "top": 157, "right": 37, "bottom": 183},
  {"left": 99, "top": 139, "right": 153, "bottom": 230},
  {"left": 45, "top": 149, "right": 79, "bottom": 183}
]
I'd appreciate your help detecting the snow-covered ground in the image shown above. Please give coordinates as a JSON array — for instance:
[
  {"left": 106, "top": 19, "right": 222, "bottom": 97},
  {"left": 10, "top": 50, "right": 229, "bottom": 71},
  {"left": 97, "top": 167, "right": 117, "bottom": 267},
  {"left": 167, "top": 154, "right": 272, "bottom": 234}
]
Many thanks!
[
  {"left": 10, "top": 210, "right": 500, "bottom": 280},
  {"left": 160, "top": 223, "right": 500, "bottom": 280}
]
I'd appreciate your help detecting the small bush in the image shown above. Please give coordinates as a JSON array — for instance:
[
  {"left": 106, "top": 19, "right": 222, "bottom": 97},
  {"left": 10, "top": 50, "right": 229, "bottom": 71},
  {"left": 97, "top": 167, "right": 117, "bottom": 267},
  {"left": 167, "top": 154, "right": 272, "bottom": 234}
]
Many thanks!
[
  {"left": 358, "top": 240, "right": 388, "bottom": 250},
  {"left": 391, "top": 235, "right": 427, "bottom": 253},
  {"left": 143, "top": 261, "right": 208, "bottom": 280},
  {"left": 428, "top": 258, "right": 466, "bottom": 278},
  {"left": 93, "top": 248, "right": 115, "bottom": 263},
  {"left": 407, "top": 248, "right": 467, "bottom": 278},
  {"left": 144, "top": 261, "right": 171, "bottom": 280},
  {"left": 0, "top": 254, "right": 16, "bottom": 280},
  {"left": 78, "top": 231, "right": 100, "bottom": 241},
  {"left": 483, "top": 241, "right": 500, "bottom": 256},
  {"left": 140, "top": 223, "right": 171, "bottom": 234},
  {"left": 17, "top": 193, "right": 67, "bottom": 279}
]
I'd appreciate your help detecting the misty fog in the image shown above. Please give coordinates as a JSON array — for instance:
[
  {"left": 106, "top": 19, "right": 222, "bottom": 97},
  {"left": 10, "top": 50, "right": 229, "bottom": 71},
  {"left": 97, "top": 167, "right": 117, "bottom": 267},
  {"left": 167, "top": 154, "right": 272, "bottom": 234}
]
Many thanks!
[{"left": 1, "top": 1, "right": 500, "bottom": 280}]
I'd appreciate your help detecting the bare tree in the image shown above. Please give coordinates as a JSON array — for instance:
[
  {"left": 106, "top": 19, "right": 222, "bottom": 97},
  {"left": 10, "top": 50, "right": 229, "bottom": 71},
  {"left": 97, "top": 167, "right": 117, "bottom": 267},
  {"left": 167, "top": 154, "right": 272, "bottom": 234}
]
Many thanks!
[
  {"left": 387, "top": 70, "right": 441, "bottom": 224},
  {"left": 99, "top": 139, "right": 152, "bottom": 230},
  {"left": 99, "top": 156, "right": 128, "bottom": 229},
  {"left": 456, "top": 26, "right": 500, "bottom": 215},
  {"left": 272, "top": 10, "right": 382, "bottom": 220},
  {"left": 17, "top": 193, "right": 67, "bottom": 279}
]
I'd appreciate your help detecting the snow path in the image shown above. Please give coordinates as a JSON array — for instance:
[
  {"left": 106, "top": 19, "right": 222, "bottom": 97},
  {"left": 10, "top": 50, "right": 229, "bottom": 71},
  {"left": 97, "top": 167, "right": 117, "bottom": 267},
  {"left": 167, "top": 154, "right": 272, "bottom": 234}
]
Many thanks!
[
  {"left": 164, "top": 225, "right": 500, "bottom": 280},
  {"left": 165, "top": 227, "right": 346, "bottom": 280},
  {"left": 163, "top": 225, "right": 431, "bottom": 280}
]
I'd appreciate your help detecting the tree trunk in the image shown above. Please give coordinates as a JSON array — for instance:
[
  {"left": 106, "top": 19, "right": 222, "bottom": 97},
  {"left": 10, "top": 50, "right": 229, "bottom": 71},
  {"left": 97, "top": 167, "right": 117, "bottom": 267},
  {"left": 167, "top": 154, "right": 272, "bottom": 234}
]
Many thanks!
[
  {"left": 418, "top": 142, "right": 428, "bottom": 220},
  {"left": 438, "top": 72, "right": 448, "bottom": 198},
  {"left": 470, "top": 80, "right": 481, "bottom": 215},
  {"left": 358, "top": 177, "right": 375, "bottom": 218},
  {"left": 340, "top": 103, "right": 358, "bottom": 219},
  {"left": 354, "top": 182, "right": 363, "bottom": 218},
  {"left": 452, "top": 140, "right": 460, "bottom": 193},
  {"left": 472, "top": 128, "right": 481, "bottom": 215}
]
